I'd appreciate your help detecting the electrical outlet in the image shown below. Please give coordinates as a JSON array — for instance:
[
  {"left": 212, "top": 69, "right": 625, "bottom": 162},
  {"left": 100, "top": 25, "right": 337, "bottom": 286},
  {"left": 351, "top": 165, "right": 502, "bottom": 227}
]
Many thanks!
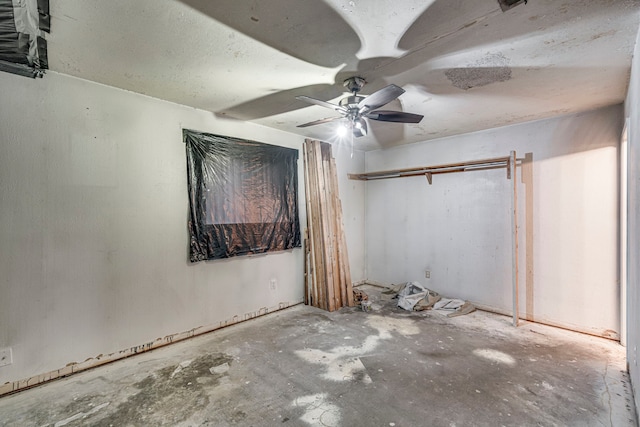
[
  {"left": 269, "top": 278, "right": 277, "bottom": 291},
  {"left": 0, "top": 348, "right": 12, "bottom": 367},
  {"left": 425, "top": 270, "right": 431, "bottom": 279}
]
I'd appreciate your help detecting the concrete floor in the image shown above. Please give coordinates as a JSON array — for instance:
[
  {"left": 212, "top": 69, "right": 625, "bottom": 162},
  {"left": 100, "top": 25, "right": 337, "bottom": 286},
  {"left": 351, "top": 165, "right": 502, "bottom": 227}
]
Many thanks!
[{"left": 0, "top": 285, "right": 636, "bottom": 427}]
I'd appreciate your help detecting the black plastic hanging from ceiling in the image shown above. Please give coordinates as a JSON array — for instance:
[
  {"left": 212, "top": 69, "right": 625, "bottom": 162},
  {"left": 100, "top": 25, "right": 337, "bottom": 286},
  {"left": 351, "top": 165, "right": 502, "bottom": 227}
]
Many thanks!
[{"left": 0, "top": 0, "right": 49, "bottom": 78}]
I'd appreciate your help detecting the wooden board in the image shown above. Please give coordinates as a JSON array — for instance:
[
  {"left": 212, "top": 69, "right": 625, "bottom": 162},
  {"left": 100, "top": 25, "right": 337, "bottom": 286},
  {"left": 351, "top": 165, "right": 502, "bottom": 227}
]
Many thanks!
[{"left": 302, "top": 139, "right": 354, "bottom": 312}]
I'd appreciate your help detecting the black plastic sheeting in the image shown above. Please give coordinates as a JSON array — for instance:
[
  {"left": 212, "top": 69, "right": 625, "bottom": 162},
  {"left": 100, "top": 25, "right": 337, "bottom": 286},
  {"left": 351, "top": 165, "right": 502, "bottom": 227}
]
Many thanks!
[
  {"left": 0, "top": 0, "right": 49, "bottom": 77},
  {"left": 184, "top": 129, "right": 301, "bottom": 262},
  {"left": 37, "top": 0, "right": 50, "bottom": 33}
]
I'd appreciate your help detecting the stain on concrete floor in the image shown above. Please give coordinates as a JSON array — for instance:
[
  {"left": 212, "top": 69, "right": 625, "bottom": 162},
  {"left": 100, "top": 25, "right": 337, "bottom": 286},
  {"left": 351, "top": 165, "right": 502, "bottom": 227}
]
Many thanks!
[{"left": 95, "top": 353, "right": 235, "bottom": 426}]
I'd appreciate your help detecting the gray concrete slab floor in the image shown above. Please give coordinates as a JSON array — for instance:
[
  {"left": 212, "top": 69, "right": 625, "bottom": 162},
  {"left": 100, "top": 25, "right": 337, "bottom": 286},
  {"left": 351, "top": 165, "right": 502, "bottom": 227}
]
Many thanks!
[{"left": 0, "top": 285, "right": 637, "bottom": 426}]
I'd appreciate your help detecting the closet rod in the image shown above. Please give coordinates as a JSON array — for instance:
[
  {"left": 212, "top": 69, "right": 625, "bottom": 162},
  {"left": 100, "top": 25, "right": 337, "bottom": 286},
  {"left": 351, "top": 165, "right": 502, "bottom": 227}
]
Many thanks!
[{"left": 348, "top": 154, "right": 520, "bottom": 182}]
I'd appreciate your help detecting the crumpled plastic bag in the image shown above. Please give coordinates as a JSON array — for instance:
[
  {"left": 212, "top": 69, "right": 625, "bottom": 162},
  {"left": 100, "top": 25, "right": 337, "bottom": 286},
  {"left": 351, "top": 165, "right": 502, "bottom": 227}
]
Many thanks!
[
  {"left": 393, "top": 282, "right": 442, "bottom": 311},
  {"left": 397, "top": 282, "right": 430, "bottom": 311},
  {"left": 391, "top": 281, "right": 476, "bottom": 316},
  {"left": 386, "top": 282, "right": 473, "bottom": 316},
  {"left": 413, "top": 289, "right": 442, "bottom": 311}
]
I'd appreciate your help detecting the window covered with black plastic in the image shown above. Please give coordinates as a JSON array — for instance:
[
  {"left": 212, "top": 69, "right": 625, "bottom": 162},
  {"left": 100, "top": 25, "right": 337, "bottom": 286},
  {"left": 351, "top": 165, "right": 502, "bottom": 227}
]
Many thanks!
[
  {"left": 184, "top": 129, "right": 301, "bottom": 262},
  {"left": 0, "top": 0, "right": 50, "bottom": 78}
]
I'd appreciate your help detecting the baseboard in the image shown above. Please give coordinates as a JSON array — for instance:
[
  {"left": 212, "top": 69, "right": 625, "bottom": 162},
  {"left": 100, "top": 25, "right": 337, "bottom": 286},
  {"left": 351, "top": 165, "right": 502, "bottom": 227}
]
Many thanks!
[
  {"left": 0, "top": 300, "right": 303, "bottom": 398},
  {"left": 353, "top": 281, "right": 620, "bottom": 341},
  {"left": 467, "top": 302, "right": 620, "bottom": 341}
]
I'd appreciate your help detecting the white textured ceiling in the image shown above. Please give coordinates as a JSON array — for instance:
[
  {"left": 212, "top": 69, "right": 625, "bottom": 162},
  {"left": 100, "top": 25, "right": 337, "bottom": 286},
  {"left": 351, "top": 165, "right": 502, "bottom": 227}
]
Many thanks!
[{"left": 47, "top": 0, "right": 640, "bottom": 150}]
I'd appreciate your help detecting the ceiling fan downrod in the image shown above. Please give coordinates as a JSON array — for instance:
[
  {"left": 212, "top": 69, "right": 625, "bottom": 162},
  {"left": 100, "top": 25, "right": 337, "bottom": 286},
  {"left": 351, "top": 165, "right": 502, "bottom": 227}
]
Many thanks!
[
  {"left": 343, "top": 76, "right": 366, "bottom": 94},
  {"left": 340, "top": 77, "right": 366, "bottom": 108}
]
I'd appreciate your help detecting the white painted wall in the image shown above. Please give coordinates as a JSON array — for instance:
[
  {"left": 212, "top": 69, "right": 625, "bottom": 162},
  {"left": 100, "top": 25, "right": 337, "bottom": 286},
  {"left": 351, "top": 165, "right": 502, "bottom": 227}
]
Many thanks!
[
  {"left": 365, "top": 105, "right": 622, "bottom": 336},
  {"left": 624, "top": 26, "right": 640, "bottom": 420},
  {"left": 0, "top": 70, "right": 363, "bottom": 385}
]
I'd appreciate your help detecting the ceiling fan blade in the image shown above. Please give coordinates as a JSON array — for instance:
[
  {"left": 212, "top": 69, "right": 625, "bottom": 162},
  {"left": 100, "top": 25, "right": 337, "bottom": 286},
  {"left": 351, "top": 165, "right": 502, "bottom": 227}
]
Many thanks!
[
  {"left": 217, "top": 84, "right": 344, "bottom": 120},
  {"left": 296, "top": 96, "right": 348, "bottom": 113},
  {"left": 366, "top": 110, "right": 424, "bottom": 123},
  {"left": 357, "top": 84, "right": 405, "bottom": 113},
  {"left": 178, "top": 0, "right": 361, "bottom": 68},
  {"left": 297, "top": 116, "right": 343, "bottom": 128}
]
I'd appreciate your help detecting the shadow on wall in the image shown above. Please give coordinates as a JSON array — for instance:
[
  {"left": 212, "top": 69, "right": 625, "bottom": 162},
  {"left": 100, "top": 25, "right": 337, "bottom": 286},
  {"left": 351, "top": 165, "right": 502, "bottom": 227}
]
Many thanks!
[{"left": 541, "top": 108, "right": 623, "bottom": 161}]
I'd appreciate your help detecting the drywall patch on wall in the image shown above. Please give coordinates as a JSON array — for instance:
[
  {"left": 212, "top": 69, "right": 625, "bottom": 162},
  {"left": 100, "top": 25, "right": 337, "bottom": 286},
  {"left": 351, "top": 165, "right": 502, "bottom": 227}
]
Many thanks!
[{"left": 445, "top": 52, "right": 512, "bottom": 90}]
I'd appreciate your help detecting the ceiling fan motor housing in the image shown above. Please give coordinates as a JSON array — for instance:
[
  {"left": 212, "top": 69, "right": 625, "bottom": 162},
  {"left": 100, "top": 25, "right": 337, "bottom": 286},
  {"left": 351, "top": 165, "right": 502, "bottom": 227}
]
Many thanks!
[{"left": 339, "top": 95, "right": 365, "bottom": 108}]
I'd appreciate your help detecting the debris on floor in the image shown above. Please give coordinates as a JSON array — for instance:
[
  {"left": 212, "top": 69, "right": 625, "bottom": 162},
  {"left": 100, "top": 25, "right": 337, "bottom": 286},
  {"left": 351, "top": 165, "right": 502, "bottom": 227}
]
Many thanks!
[
  {"left": 353, "top": 289, "right": 369, "bottom": 304},
  {"left": 354, "top": 288, "right": 375, "bottom": 312},
  {"left": 379, "top": 281, "right": 476, "bottom": 317},
  {"left": 396, "top": 282, "right": 440, "bottom": 311},
  {"left": 360, "top": 301, "right": 372, "bottom": 312},
  {"left": 432, "top": 298, "right": 476, "bottom": 317},
  {"left": 353, "top": 288, "right": 369, "bottom": 303}
]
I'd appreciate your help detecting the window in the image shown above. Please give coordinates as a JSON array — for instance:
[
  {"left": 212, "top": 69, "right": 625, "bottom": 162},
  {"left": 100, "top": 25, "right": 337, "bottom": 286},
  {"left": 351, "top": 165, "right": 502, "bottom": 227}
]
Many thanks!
[
  {"left": 0, "top": 0, "right": 50, "bottom": 78},
  {"left": 184, "top": 129, "right": 301, "bottom": 262}
]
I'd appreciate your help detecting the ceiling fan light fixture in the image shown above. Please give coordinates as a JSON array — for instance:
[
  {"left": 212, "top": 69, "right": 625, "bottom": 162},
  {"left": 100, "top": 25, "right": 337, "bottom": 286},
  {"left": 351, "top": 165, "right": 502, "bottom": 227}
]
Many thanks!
[
  {"left": 353, "top": 118, "right": 368, "bottom": 137},
  {"left": 336, "top": 122, "right": 349, "bottom": 137}
]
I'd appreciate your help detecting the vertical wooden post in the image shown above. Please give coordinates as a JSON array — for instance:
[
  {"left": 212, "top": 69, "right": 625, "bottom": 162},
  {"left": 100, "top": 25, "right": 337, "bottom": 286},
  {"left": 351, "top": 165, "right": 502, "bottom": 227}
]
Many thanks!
[
  {"left": 509, "top": 150, "right": 519, "bottom": 326},
  {"left": 302, "top": 144, "right": 314, "bottom": 306},
  {"left": 312, "top": 141, "right": 337, "bottom": 311},
  {"left": 322, "top": 147, "right": 341, "bottom": 309},
  {"left": 329, "top": 154, "right": 354, "bottom": 307},
  {"left": 305, "top": 141, "right": 325, "bottom": 309},
  {"left": 303, "top": 227, "right": 309, "bottom": 305}
]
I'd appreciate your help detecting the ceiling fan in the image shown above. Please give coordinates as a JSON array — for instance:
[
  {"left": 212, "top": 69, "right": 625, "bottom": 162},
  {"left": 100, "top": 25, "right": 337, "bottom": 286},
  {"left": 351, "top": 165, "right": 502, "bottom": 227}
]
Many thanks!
[{"left": 295, "top": 77, "right": 424, "bottom": 137}]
